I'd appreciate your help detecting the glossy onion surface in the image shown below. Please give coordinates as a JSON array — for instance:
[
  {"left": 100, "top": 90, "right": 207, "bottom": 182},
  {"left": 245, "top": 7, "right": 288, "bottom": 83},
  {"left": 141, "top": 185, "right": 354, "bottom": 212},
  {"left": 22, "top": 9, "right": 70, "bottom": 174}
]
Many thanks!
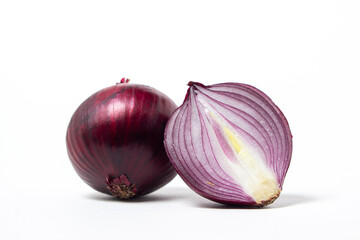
[
  {"left": 164, "top": 82, "right": 292, "bottom": 206},
  {"left": 66, "top": 80, "right": 177, "bottom": 199}
]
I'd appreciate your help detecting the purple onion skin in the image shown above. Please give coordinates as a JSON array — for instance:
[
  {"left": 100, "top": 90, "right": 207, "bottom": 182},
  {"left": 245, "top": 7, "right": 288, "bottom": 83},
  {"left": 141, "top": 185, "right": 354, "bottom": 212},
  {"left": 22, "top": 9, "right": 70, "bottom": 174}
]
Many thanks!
[
  {"left": 66, "top": 81, "right": 177, "bottom": 199},
  {"left": 164, "top": 82, "right": 292, "bottom": 207}
]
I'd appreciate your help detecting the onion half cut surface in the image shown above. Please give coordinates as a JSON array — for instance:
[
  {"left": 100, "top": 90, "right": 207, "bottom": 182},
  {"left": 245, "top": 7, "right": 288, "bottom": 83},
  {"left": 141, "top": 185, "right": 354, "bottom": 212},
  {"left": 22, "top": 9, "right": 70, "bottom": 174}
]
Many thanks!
[{"left": 164, "top": 82, "right": 292, "bottom": 206}]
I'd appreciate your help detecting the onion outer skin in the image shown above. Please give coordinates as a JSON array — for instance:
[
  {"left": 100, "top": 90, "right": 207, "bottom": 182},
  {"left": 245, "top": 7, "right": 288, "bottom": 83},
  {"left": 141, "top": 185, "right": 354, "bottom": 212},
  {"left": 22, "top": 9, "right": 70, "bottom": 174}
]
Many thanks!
[
  {"left": 66, "top": 81, "right": 177, "bottom": 199},
  {"left": 164, "top": 82, "right": 292, "bottom": 207}
]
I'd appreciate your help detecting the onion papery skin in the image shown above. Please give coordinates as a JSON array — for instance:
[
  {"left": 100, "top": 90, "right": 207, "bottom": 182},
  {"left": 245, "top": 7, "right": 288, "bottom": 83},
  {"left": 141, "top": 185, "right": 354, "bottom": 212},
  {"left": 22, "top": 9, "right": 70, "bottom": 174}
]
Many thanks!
[
  {"left": 164, "top": 82, "right": 292, "bottom": 207},
  {"left": 66, "top": 81, "right": 177, "bottom": 199}
]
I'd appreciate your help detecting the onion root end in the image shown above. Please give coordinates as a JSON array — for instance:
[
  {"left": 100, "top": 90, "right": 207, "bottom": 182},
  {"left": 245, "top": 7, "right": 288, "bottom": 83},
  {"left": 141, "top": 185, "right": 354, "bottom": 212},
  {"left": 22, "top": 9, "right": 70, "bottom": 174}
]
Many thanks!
[{"left": 106, "top": 174, "right": 138, "bottom": 199}]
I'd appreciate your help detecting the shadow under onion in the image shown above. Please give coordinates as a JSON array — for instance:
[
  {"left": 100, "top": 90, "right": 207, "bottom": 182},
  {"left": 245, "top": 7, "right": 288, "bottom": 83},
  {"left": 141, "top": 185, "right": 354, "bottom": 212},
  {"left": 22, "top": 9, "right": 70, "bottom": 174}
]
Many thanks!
[
  {"left": 85, "top": 186, "right": 189, "bottom": 203},
  {"left": 195, "top": 193, "right": 317, "bottom": 209},
  {"left": 85, "top": 187, "right": 315, "bottom": 208}
]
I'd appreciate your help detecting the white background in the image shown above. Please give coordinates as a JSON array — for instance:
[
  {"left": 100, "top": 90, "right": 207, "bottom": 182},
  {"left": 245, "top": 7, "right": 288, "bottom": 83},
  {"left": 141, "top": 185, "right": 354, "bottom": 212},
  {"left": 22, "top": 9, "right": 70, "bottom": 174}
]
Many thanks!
[{"left": 1, "top": 0, "right": 359, "bottom": 239}]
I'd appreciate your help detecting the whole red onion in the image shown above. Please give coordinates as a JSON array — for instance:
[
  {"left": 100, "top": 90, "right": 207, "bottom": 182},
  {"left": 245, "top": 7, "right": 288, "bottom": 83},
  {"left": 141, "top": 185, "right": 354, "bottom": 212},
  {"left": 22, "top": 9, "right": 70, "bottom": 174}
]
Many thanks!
[
  {"left": 66, "top": 79, "right": 177, "bottom": 199},
  {"left": 164, "top": 82, "right": 292, "bottom": 207}
]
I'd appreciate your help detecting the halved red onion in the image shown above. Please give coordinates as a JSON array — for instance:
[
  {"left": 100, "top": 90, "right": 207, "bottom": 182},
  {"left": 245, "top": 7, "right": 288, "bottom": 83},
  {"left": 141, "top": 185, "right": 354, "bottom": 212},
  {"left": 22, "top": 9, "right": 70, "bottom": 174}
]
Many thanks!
[{"left": 164, "top": 82, "right": 292, "bottom": 207}]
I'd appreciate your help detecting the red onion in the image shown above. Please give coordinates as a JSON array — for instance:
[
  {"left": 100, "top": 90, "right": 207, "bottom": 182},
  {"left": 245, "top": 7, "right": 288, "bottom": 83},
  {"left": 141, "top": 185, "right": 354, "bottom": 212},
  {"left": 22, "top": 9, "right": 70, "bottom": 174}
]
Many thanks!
[
  {"left": 164, "top": 82, "right": 292, "bottom": 207},
  {"left": 66, "top": 79, "right": 177, "bottom": 199}
]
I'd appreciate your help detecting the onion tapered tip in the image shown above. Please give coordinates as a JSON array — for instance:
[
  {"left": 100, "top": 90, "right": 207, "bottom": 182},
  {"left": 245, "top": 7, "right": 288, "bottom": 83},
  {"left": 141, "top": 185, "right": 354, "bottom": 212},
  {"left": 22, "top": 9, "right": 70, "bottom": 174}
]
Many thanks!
[
  {"left": 187, "top": 81, "right": 205, "bottom": 87},
  {"left": 117, "top": 78, "right": 130, "bottom": 84}
]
